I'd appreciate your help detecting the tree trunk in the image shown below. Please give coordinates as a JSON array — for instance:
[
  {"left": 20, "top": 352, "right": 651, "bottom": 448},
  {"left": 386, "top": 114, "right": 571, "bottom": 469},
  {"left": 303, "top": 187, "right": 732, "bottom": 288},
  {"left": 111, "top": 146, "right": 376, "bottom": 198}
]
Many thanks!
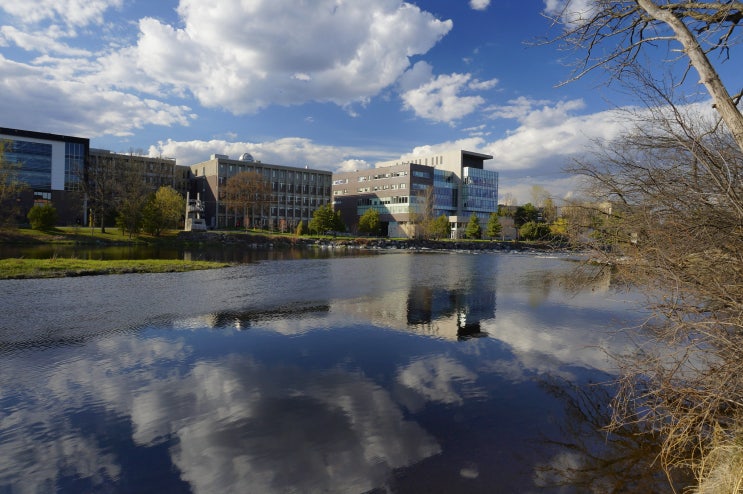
[{"left": 636, "top": 0, "right": 743, "bottom": 153}]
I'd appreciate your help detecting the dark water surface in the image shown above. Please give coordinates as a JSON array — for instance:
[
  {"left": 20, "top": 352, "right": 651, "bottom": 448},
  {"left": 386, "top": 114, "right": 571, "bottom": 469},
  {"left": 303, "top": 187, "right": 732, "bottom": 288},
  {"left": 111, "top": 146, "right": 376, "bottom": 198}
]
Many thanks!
[{"left": 0, "top": 252, "right": 659, "bottom": 493}]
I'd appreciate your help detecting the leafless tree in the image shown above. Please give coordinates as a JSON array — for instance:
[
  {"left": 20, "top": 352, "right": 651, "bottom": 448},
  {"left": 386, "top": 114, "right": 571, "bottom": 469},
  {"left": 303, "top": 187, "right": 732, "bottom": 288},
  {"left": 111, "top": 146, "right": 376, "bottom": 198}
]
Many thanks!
[
  {"left": 570, "top": 76, "right": 743, "bottom": 488},
  {"left": 0, "top": 140, "right": 28, "bottom": 227},
  {"left": 544, "top": 1, "right": 743, "bottom": 153},
  {"left": 220, "top": 171, "right": 271, "bottom": 230}
]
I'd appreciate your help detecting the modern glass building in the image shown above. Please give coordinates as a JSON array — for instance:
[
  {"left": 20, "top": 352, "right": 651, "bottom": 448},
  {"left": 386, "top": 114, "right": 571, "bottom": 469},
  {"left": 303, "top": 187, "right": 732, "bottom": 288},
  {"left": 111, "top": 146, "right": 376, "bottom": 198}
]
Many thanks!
[
  {"left": 0, "top": 127, "right": 89, "bottom": 224},
  {"left": 338, "top": 150, "right": 498, "bottom": 238}
]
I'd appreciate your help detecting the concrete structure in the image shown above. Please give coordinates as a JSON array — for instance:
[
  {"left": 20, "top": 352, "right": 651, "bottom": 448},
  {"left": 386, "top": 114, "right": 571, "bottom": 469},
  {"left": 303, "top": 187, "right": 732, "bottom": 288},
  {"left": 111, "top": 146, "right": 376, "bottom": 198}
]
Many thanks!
[
  {"left": 332, "top": 150, "right": 498, "bottom": 238},
  {"left": 332, "top": 161, "right": 435, "bottom": 237},
  {"left": 189, "top": 154, "right": 332, "bottom": 231},
  {"left": 89, "top": 149, "right": 189, "bottom": 196},
  {"left": 0, "top": 127, "right": 88, "bottom": 225}
]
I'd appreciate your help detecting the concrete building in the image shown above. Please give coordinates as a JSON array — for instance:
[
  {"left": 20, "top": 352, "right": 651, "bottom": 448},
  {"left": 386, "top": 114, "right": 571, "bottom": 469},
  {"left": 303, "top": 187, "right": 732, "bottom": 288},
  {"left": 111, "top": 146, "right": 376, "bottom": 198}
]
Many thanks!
[
  {"left": 89, "top": 149, "right": 189, "bottom": 197},
  {"left": 189, "top": 153, "right": 332, "bottom": 231},
  {"left": 332, "top": 161, "right": 435, "bottom": 237},
  {"left": 333, "top": 149, "right": 498, "bottom": 238},
  {"left": 0, "top": 127, "right": 88, "bottom": 225}
]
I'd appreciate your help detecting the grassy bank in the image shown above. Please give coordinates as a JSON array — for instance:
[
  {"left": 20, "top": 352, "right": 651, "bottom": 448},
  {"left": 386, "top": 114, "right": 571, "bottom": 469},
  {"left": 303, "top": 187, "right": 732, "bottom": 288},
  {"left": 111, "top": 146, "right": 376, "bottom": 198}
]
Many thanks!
[{"left": 0, "top": 258, "right": 231, "bottom": 279}]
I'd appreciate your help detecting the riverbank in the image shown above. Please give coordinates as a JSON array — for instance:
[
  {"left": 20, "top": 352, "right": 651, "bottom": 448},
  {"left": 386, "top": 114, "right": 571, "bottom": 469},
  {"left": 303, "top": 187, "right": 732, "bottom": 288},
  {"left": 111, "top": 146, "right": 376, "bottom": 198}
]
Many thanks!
[
  {"left": 0, "top": 258, "right": 231, "bottom": 279},
  {"left": 177, "top": 230, "right": 575, "bottom": 253}
]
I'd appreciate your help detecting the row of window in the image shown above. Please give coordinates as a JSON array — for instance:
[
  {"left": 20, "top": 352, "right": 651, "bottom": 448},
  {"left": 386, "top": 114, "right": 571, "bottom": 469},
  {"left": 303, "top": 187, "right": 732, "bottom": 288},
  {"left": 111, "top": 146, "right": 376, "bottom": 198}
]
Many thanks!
[
  {"left": 356, "top": 170, "right": 409, "bottom": 182},
  {"left": 334, "top": 183, "right": 408, "bottom": 195},
  {"left": 217, "top": 164, "right": 331, "bottom": 185}
]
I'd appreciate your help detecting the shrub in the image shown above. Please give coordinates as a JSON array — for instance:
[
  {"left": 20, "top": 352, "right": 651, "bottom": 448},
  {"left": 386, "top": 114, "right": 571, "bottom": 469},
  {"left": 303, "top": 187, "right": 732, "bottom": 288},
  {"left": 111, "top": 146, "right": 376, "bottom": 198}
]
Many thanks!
[{"left": 27, "top": 204, "right": 58, "bottom": 230}]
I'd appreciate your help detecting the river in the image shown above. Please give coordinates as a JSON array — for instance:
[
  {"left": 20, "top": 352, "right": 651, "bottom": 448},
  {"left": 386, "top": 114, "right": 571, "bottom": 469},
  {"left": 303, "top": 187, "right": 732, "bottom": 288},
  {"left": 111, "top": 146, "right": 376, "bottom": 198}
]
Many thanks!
[{"left": 0, "top": 250, "right": 665, "bottom": 493}]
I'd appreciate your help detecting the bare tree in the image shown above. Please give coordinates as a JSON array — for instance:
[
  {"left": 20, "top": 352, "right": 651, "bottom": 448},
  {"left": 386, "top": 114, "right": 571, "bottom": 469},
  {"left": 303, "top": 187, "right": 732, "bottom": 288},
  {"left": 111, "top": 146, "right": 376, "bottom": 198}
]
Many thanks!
[
  {"left": 545, "top": 1, "right": 743, "bottom": 152},
  {"left": 570, "top": 79, "right": 743, "bottom": 487},
  {"left": 0, "top": 140, "right": 28, "bottom": 227},
  {"left": 220, "top": 171, "right": 271, "bottom": 230}
]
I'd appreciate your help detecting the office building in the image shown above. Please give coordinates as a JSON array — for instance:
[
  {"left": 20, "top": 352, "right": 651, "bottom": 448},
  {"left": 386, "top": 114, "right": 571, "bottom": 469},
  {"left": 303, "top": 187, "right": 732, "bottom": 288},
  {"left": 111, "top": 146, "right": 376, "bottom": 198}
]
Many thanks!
[
  {"left": 333, "top": 149, "right": 498, "bottom": 238},
  {"left": 189, "top": 153, "right": 332, "bottom": 231},
  {"left": 0, "top": 127, "right": 89, "bottom": 225}
]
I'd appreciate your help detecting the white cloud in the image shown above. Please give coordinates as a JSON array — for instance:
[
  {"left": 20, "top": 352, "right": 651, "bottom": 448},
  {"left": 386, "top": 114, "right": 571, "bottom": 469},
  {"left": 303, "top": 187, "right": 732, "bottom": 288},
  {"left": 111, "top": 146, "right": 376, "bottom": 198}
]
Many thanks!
[
  {"left": 0, "top": 25, "right": 91, "bottom": 56},
  {"left": 468, "top": 77, "right": 499, "bottom": 91},
  {"left": 135, "top": 0, "right": 453, "bottom": 114},
  {"left": 543, "top": 0, "right": 599, "bottom": 27},
  {"left": 400, "top": 69, "right": 485, "bottom": 123},
  {"left": 149, "top": 137, "right": 379, "bottom": 172},
  {"left": 0, "top": 0, "right": 123, "bottom": 28},
  {"left": 469, "top": 0, "right": 491, "bottom": 11},
  {"left": 0, "top": 55, "right": 194, "bottom": 137}
]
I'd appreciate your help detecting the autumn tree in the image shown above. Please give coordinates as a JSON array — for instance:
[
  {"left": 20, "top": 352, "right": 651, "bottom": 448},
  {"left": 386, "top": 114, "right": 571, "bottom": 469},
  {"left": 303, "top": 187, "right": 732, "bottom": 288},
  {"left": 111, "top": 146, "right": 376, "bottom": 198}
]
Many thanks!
[{"left": 220, "top": 171, "right": 271, "bottom": 230}]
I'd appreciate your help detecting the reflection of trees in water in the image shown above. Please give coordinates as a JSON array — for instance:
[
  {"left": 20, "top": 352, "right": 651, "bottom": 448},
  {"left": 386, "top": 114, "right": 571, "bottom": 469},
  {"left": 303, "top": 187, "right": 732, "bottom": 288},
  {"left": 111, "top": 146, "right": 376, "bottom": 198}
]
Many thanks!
[
  {"left": 535, "top": 376, "right": 692, "bottom": 493},
  {"left": 201, "top": 304, "right": 330, "bottom": 329}
]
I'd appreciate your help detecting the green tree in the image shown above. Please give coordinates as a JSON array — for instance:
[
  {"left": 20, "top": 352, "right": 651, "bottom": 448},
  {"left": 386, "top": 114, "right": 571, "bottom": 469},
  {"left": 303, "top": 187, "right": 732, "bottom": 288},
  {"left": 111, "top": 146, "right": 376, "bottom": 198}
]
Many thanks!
[
  {"left": 142, "top": 186, "right": 185, "bottom": 236},
  {"left": 309, "top": 203, "right": 343, "bottom": 234},
  {"left": 464, "top": 214, "right": 481, "bottom": 239},
  {"left": 486, "top": 212, "right": 502, "bottom": 239},
  {"left": 295, "top": 220, "right": 305, "bottom": 236},
  {"left": 514, "top": 203, "right": 539, "bottom": 227},
  {"left": 0, "top": 140, "right": 27, "bottom": 227},
  {"left": 358, "top": 208, "right": 380, "bottom": 236},
  {"left": 518, "top": 221, "right": 551, "bottom": 241},
  {"left": 430, "top": 214, "right": 450, "bottom": 240},
  {"left": 27, "top": 203, "right": 58, "bottom": 230},
  {"left": 221, "top": 171, "right": 271, "bottom": 229}
]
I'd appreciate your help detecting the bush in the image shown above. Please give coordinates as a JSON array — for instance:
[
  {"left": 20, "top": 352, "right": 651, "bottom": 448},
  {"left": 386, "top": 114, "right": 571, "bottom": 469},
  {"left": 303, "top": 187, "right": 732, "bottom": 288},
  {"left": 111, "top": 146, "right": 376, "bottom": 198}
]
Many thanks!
[
  {"left": 27, "top": 204, "right": 58, "bottom": 230},
  {"left": 519, "top": 221, "right": 551, "bottom": 241}
]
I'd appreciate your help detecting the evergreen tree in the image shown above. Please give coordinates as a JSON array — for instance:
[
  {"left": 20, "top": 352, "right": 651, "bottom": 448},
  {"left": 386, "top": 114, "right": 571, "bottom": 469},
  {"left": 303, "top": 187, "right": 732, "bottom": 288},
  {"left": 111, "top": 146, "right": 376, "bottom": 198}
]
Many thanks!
[
  {"left": 486, "top": 212, "right": 502, "bottom": 239},
  {"left": 464, "top": 214, "right": 481, "bottom": 239}
]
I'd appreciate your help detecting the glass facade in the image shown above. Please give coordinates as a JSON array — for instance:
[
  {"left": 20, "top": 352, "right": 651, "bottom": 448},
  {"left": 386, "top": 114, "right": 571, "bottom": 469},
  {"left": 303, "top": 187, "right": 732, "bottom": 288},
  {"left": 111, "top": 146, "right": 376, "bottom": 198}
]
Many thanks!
[
  {"left": 433, "top": 169, "right": 458, "bottom": 217},
  {"left": 460, "top": 167, "right": 498, "bottom": 213},
  {"left": 5, "top": 140, "right": 52, "bottom": 189},
  {"left": 65, "top": 141, "right": 86, "bottom": 190}
]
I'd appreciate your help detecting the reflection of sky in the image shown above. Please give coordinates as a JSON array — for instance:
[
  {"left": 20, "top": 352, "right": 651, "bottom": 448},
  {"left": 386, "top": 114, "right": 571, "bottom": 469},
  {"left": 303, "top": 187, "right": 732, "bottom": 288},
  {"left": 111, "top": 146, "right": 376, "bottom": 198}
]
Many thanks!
[{"left": 0, "top": 253, "right": 656, "bottom": 493}]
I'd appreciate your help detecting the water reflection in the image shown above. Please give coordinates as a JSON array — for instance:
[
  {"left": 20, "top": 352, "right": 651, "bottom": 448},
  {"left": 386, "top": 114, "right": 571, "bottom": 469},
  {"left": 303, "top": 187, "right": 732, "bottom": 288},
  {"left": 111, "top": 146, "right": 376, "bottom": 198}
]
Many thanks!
[{"left": 0, "top": 252, "right": 670, "bottom": 493}]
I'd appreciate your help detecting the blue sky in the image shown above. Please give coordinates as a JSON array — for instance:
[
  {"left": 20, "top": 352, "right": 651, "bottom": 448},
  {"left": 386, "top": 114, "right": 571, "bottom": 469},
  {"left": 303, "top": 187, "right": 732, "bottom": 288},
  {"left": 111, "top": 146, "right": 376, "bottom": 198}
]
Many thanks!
[{"left": 1, "top": 0, "right": 738, "bottom": 203}]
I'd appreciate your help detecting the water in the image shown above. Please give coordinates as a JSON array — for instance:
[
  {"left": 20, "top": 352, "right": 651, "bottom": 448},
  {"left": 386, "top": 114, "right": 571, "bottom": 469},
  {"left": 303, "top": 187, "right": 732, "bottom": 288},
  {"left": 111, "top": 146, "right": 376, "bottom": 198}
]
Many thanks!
[{"left": 0, "top": 252, "right": 661, "bottom": 493}]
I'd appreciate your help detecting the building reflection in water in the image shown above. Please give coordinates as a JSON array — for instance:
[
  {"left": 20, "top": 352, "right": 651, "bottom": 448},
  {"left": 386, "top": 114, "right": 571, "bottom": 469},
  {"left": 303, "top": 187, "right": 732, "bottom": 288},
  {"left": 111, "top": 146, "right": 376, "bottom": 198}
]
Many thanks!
[{"left": 406, "top": 285, "right": 494, "bottom": 340}]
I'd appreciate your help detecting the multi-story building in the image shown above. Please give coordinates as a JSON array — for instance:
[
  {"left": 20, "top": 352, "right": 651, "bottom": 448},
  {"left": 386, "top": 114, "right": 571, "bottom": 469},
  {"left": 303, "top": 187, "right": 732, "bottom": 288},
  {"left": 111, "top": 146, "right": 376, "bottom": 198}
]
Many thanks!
[
  {"left": 332, "top": 161, "right": 435, "bottom": 237},
  {"left": 189, "top": 153, "right": 332, "bottom": 231},
  {"left": 333, "top": 149, "right": 498, "bottom": 238},
  {"left": 89, "top": 149, "right": 189, "bottom": 196},
  {"left": 0, "top": 127, "right": 89, "bottom": 225}
]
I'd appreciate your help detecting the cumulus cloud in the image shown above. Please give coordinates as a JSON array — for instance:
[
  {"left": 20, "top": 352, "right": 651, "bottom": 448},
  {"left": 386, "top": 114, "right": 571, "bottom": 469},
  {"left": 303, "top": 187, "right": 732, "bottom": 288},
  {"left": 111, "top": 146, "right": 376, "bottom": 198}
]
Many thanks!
[
  {"left": 0, "top": 55, "right": 194, "bottom": 137},
  {"left": 470, "top": 0, "right": 492, "bottom": 11},
  {"left": 400, "top": 62, "right": 487, "bottom": 123},
  {"left": 0, "top": 0, "right": 123, "bottom": 28},
  {"left": 136, "top": 0, "right": 452, "bottom": 114},
  {"left": 149, "top": 137, "right": 378, "bottom": 172}
]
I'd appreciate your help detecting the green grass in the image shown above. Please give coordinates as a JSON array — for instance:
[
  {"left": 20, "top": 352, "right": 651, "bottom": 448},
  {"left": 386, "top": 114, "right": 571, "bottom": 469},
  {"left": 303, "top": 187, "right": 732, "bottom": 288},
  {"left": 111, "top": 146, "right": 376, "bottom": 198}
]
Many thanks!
[{"left": 0, "top": 258, "right": 231, "bottom": 279}]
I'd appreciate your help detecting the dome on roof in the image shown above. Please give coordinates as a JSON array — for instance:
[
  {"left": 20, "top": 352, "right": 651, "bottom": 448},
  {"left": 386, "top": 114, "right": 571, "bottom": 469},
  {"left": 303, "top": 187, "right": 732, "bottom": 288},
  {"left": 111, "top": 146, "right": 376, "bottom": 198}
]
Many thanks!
[{"left": 239, "top": 152, "right": 255, "bottom": 162}]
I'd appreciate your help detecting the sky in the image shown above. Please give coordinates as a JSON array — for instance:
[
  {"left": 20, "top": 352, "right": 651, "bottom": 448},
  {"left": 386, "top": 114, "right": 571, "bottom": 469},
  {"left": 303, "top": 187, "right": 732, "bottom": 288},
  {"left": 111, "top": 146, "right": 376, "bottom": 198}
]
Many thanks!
[{"left": 1, "top": 0, "right": 739, "bottom": 204}]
